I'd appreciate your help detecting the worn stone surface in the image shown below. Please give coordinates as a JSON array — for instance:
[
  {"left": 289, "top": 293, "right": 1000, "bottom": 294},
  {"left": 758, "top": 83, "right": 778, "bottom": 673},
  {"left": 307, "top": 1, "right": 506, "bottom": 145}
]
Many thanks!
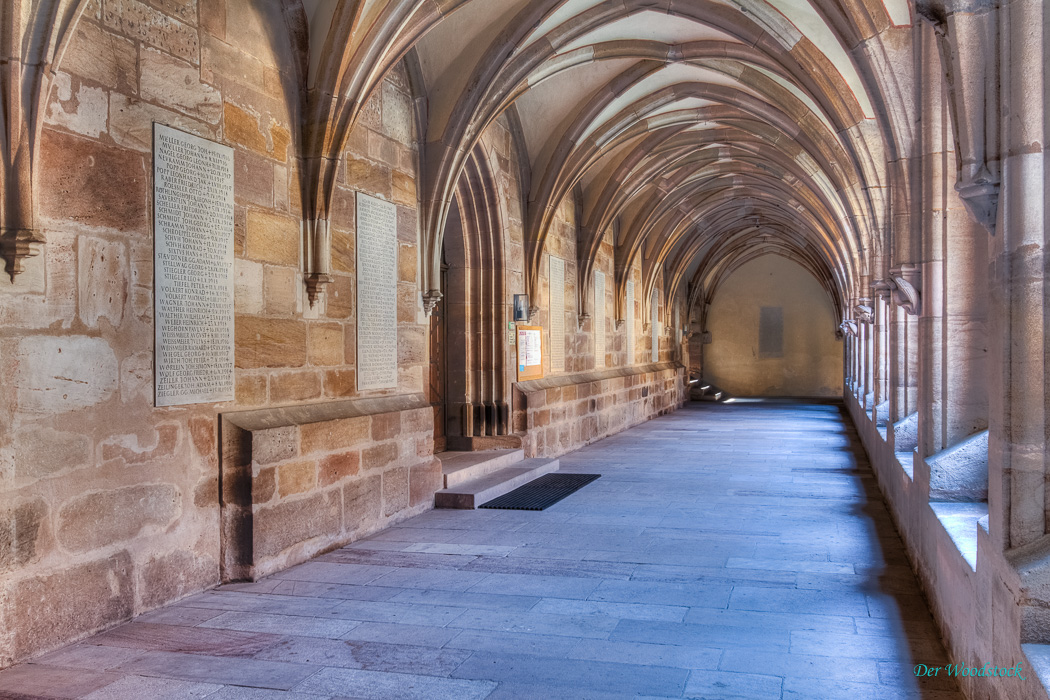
[
  {"left": 57, "top": 485, "right": 181, "bottom": 552},
  {"left": 4, "top": 552, "right": 134, "bottom": 662},
  {"left": 253, "top": 489, "right": 341, "bottom": 562},
  {"left": 0, "top": 404, "right": 963, "bottom": 699},
  {"left": 7, "top": 4, "right": 1043, "bottom": 698},
  {"left": 14, "top": 336, "right": 119, "bottom": 414}
]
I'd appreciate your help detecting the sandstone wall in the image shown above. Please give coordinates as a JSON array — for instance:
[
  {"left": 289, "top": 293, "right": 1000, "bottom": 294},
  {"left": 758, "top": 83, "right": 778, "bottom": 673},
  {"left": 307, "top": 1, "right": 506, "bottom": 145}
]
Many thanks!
[
  {"left": 0, "top": 0, "right": 432, "bottom": 667},
  {"left": 520, "top": 364, "right": 685, "bottom": 458},
  {"left": 0, "top": 3, "right": 688, "bottom": 668}
]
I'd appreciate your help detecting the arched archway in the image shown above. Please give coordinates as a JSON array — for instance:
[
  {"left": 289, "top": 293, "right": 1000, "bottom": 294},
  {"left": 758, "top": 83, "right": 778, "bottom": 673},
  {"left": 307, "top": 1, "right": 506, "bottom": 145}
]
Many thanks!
[{"left": 439, "top": 145, "right": 511, "bottom": 447}]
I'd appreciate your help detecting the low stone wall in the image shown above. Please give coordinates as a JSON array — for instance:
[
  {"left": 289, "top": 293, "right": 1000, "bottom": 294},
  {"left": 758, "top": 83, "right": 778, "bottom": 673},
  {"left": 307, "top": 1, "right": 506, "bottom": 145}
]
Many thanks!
[
  {"left": 220, "top": 395, "right": 440, "bottom": 581},
  {"left": 517, "top": 362, "right": 686, "bottom": 459},
  {"left": 845, "top": 391, "right": 1045, "bottom": 700}
]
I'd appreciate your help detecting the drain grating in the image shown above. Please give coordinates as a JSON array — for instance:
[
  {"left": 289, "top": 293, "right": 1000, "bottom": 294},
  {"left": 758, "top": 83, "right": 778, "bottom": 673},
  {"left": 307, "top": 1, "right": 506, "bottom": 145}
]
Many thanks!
[{"left": 479, "top": 473, "right": 601, "bottom": 511}]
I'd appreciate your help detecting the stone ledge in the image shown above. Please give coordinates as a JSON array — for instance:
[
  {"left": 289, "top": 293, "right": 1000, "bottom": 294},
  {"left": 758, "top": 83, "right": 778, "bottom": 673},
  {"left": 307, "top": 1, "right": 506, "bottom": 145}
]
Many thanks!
[
  {"left": 219, "top": 394, "right": 438, "bottom": 582},
  {"left": 223, "top": 393, "right": 430, "bottom": 431},
  {"left": 1020, "top": 644, "right": 1050, "bottom": 693},
  {"left": 515, "top": 362, "right": 682, "bottom": 392},
  {"left": 930, "top": 501, "right": 988, "bottom": 571},
  {"left": 928, "top": 430, "right": 989, "bottom": 501}
]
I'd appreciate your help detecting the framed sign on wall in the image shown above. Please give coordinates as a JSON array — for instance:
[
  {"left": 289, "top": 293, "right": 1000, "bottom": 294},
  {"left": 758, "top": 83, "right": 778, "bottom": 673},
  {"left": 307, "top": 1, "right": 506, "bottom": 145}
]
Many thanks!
[{"left": 516, "top": 325, "right": 544, "bottom": 381}]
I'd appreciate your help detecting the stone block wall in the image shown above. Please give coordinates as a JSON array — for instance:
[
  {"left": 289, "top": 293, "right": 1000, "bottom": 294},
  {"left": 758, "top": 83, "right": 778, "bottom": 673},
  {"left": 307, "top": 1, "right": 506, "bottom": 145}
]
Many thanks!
[
  {"left": 221, "top": 399, "right": 439, "bottom": 581},
  {"left": 519, "top": 363, "right": 686, "bottom": 458},
  {"left": 0, "top": 0, "right": 432, "bottom": 668},
  {"left": 0, "top": 4, "right": 694, "bottom": 670}
]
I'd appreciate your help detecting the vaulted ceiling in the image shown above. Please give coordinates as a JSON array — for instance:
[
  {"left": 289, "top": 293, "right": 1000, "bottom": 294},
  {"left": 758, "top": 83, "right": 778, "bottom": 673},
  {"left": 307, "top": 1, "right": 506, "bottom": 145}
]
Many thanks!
[{"left": 299, "top": 0, "right": 917, "bottom": 322}]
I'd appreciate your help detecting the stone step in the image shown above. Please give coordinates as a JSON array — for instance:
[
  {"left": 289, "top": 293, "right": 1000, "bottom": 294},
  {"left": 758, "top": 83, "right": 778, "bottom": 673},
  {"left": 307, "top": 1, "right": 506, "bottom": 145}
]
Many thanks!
[
  {"left": 437, "top": 448, "right": 525, "bottom": 489},
  {"left": 435, "top": 458, "right": 560, "bottom": 509}
]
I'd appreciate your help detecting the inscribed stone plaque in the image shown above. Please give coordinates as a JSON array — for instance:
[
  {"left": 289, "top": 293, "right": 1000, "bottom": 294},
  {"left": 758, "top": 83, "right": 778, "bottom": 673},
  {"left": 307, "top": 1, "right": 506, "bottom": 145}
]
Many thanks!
[
  {"left": 549, "top": 256, "right": 565, "bottom": 372},
  {"left": 626, "top": 280, "right": 635, "bottom": 363},
  {"left": 356, "top": 193, "right": 398, "bottom": 390},
  {"left": 759, "top": 306, "right": 784, "bottom": 358},
  {"left": 153, "top": 123, "right": 235, "bottom": 407},
  {"left": 651, "top": 289, "right": 660, "bottom": 362},
  {"left": 594, "top": 271, "right": 605, "bottom": 368}
]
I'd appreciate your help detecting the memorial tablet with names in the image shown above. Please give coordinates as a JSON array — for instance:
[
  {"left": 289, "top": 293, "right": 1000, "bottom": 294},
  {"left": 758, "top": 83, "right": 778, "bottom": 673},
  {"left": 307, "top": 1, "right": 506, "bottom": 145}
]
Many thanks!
[
  {"left": 153, "top": 124, "right": 235, "bottom": 407},
  {"left": 356, "top": 193, "right": 399, "bottom": 391},
  {"left": 549, "top": 256, "right": 566, "bottom": 373}
]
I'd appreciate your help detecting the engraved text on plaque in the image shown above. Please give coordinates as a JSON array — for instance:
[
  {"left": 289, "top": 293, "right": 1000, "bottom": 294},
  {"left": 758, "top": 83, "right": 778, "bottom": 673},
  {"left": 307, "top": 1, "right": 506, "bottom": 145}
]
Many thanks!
[
  {"left": 549, "top": 256, "right": 565, "bottom": 372},
  {"left": 154, "top": 124, "right": 235, "bottom": 406},
  {"left": 356, "top": 193, "right": 398, "bottom": 390}
]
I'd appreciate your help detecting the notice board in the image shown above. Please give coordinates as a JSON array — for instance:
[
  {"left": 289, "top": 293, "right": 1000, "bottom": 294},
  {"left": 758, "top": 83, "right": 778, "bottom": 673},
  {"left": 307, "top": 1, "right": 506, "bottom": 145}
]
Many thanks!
[{"left": 516, "top": 325, "right": 544, "bottom": 381}]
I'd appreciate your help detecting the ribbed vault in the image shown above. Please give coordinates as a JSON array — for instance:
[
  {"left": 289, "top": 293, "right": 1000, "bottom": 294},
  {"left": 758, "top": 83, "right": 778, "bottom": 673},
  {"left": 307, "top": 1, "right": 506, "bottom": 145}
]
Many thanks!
[{"left": 289, "top": 0, "right": 917, "bottom": 334}]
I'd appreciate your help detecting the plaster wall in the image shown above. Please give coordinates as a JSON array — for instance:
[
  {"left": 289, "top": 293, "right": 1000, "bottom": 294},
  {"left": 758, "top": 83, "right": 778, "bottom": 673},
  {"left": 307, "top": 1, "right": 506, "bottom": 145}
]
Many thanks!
[{"left": 705, "top": 255, "right": 843, "bottom": 397}]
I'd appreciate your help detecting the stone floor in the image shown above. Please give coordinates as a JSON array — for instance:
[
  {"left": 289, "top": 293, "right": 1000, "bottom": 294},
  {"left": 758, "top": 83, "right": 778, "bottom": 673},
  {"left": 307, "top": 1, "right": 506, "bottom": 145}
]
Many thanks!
[{"left": 0, "top": 400, "right": 962, "bottom": 699}]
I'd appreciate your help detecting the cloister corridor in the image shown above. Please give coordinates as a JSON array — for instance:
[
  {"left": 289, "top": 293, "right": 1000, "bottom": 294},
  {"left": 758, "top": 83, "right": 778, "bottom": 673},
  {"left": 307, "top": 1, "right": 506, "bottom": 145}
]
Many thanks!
[{"left": 0, "top": 402, "right": 962, "bottom": 699}]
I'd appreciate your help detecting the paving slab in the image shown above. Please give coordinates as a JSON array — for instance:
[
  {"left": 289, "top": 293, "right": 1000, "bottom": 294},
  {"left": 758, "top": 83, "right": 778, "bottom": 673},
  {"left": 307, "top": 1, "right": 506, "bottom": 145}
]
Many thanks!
[{"left": 0, "top": 401, "right": 961, "bottom": 698}]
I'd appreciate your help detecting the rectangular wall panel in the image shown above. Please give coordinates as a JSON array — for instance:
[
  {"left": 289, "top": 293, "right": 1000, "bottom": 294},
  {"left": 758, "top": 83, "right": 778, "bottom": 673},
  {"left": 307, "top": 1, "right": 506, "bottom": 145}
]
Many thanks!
[
  {"left": 550, "top": 256, "right": 565, "bottom": 372},
  {"left": 759, "top": 306, "right": 784, "bottom": 358},
  {"left": 154, "top": 124, "right": 235, "bottom": 407},
  {"left": 651, "top": 289, "right": 660, "bottom": 362},
  {"left": 626, "top": 280, "right": 635, "bottom": 364},
  {"left": 594, "top": 271, "right": 605, "bottom": 368},
  {"left": 357, "top": 193, "right": 399, "bottom": 390}
]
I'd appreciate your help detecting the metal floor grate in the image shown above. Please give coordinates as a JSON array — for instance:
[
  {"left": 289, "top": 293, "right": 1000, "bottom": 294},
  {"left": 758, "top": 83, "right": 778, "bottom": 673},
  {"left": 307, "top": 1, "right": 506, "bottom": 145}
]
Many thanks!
[{"left": 479, "top": 473, "right": 601, "bottom": 511}]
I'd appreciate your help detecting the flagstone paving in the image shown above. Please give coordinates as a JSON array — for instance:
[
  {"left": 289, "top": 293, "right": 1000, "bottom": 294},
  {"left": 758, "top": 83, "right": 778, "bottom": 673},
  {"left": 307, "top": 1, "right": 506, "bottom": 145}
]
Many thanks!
[{"left": 0, "top": 400, "right": 961, "bottom": 699}]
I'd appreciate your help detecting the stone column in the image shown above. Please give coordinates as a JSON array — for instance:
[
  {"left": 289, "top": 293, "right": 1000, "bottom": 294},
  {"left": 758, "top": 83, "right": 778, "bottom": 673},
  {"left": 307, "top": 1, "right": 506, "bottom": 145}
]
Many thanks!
[
  {"left": 917, "top": 21, "right": 948, "bottom": 459},
  {"left": 990, "top": 0, "right": 1046, "bottom": 549}
]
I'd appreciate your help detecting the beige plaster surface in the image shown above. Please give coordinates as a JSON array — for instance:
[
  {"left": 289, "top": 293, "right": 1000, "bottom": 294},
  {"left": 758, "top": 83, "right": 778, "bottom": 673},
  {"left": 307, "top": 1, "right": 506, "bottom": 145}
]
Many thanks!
[{"left": 705, "top": 255, "right": 843, "bottom": 397}]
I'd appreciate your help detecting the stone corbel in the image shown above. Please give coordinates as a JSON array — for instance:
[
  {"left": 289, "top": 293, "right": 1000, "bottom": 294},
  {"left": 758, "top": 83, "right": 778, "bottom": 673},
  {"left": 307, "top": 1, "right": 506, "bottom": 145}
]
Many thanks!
[
  {"left": 890, "top": 264, "right": 922, "bottom": 316},
  {"left": 615, "top": 318, "right": 625, "bottom": 330},
  {"left": 956, "top": 170, "right": 1000, "bottom": 235},
  {"left": 577, "top": 312, "right": 590, "bottom": 330},
  {"left": 422, "top": 290, "right": 442, "bottom": 317},
  {"left": 916, "top": 0, "right": 1001, "bottom": 235},
  {"left": 1, "top": 0, "right": 94, "bottom": 282},
  {"left": 302, "top": 219, "right": 332, "bottom": 307},
  {"left": 839, "top": 320, "right": 859, "bottom": 337},
  {"left": 1, "top": 228, "right": 45, "bottom": 282},
  {"left": 528, "top": 305, "right": 540, "bottom": 323},
  {"left": 855, "top": 305, "right": 874, "bottom": 324}
]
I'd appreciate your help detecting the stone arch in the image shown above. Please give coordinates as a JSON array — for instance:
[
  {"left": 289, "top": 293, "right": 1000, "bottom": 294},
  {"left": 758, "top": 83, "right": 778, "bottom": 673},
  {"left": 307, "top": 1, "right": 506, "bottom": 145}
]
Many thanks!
[{"left": 440, "top": 143, "right": 511, "bottom": 445}]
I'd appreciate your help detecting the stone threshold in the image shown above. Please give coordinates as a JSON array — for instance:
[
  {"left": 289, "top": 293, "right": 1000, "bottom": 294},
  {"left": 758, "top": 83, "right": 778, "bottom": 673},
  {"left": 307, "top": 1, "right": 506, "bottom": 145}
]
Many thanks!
[
  {"left": 222, "top": 392, "right": 430, "bottom": 431},
  {"left": 515, "top": 361, "right": 682, "bottom": 392}
]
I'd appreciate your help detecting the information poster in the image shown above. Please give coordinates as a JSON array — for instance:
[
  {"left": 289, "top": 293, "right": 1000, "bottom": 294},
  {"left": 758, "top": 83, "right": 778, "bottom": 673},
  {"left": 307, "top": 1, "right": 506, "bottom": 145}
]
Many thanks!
[{"left": 516, "top": 326, "right": 543, "bottom": 381}]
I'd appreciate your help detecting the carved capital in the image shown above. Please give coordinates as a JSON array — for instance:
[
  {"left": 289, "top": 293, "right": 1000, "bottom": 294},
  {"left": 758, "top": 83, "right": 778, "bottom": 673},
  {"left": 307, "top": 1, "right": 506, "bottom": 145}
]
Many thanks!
[
  {"left": 422, "top": 290, "right": 443, "bottom": 317},
  {"left": 873, "top": 278, "right": 896, "bottom": 301}
]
